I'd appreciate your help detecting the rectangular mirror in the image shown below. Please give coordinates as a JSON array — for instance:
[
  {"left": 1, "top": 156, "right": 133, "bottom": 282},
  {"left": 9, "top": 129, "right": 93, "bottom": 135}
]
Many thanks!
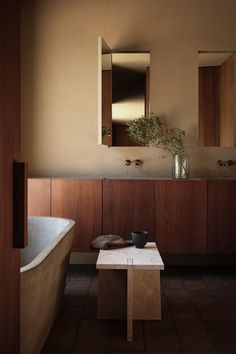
[
  {"left": 99, "top": 37, "right": 150, "bottom": 147},
  {"left": 198, "top": 51, "right": 236, "bottom": 146},
  {"left": 101, "top": 38, "right": 112, "bottom": 146}
]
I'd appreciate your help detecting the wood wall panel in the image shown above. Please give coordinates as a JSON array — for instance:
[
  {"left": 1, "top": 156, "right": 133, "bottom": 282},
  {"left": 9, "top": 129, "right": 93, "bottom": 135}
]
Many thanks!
[
  {"left": 0, "top": 0, "right": 21, "bottom": 352},
  {"left": 219, "top": 55, "right": 234, "bottom": 146},
  {"left": 28, "top": 179, "right": 51, "bottom": 216},
  {"left": 102, "top": 70, "right": 112, "bottom": 146},
  {"left": 103, "top": 180, "right": 155, "bottom": 240},
  {"left": 51, "top": 179, "right": 102, "bottom": 251},
  {"left": 208, "top": 180, "right": 236, "bottom": 253},
  {"left": 112, "top": 124, "right": 141, "bottom": 146},
  {"left": 155, "top": 180, "right": 207, "bottom": 253},
  {"left": 199, "top": 66, "right": 220, "bottom": 146}
]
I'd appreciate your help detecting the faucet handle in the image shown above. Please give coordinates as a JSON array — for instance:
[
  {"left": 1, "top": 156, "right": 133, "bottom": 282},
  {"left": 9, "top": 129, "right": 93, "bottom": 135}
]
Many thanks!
[
  {"left": 124, "top": 159, "right": 132, "bottom": 166},
  {"left": 134, "top": 159, "right": 142, "bottom": 166}
]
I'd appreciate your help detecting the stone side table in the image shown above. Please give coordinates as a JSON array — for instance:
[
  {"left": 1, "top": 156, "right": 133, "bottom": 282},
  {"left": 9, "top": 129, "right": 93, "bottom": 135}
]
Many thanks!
[{"left": 96, "top": 242, "right": 164, "bottom": 341}]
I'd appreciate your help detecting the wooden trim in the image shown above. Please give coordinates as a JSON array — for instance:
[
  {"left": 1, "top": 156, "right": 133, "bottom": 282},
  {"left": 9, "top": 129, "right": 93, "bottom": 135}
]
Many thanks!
[{"left": 102, "top": 70, "right": 112, "bottom": 146}]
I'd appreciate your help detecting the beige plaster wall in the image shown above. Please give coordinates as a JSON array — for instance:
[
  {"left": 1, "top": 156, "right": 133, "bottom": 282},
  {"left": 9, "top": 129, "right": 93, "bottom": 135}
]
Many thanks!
[{"left": 21, "top": 0, "right": 236, "bottom": 178}]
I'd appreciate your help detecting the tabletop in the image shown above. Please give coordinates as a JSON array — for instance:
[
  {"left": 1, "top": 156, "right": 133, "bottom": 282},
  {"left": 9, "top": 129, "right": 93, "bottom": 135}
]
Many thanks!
[{"left": 96, "top": 242, "right": 164, "bottom": 270}]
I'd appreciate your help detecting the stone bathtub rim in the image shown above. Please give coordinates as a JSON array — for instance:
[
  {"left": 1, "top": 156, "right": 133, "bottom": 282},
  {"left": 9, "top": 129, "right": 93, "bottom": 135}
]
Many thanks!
[{"left": 20, "top": 216, "right": 76, "bottom": 273}]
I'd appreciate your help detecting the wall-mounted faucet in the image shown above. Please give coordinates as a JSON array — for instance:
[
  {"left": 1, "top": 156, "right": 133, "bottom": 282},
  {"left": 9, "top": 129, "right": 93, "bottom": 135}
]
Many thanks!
[
  {"left": 217, "top": 159, "right": 236, "bottom": 167},
  {"left": 124, "top": 159, "right": 143, "bottom": 166}
]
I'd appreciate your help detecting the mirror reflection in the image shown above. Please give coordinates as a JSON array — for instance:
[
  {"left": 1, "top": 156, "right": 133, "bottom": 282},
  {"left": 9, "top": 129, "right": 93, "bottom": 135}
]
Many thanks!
[
  {"left": 101, "top": 38, "right": 150, "bottom": 146},
  {"left": 101, "top": 38, "right": 112, "bottom": 146},
  {"left": 198, "top": 51, "right": 236, "bottom": 146}
]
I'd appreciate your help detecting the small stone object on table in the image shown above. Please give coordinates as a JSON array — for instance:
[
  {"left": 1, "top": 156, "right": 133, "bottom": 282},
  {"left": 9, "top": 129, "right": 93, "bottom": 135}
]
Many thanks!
[{"left": 96, "top": 242, "right": 164, "bottom": 342}]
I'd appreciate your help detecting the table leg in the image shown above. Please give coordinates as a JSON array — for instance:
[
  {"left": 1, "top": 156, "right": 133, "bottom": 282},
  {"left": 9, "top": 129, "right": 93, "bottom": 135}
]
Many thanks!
[{"left": 127, "top": 258, "right": 133, "bottom": 342}]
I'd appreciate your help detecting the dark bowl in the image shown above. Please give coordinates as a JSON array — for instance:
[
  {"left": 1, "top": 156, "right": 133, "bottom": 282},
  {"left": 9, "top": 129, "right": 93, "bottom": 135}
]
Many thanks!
[{"left": 131, "top": 230, "right": 148, "bottom": 248}]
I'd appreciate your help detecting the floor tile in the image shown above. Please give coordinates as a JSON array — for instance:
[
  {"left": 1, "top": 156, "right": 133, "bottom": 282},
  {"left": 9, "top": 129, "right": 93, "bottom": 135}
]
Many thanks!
[
  {"left": 110, "top": 352, "right": 144, "bottom": 354},
  {"left": 59, "top": 305, "right": 84, "bottom": 318},
  {"left": 203, "top": 320, "right": 236, "bottom": 336},
  {"left": 52, "top": 317, "right": 80, "bottom": 332},
  {"left": 198, "top": 307, "right": 228, "bottom": 320},
  {"left": 164, "top": 287, "right": 191, "bottom": 298},
  {"left": 41, "top": 350, "right": 71, "bottom": 354},
  {"left": 144, "top": 319, "right": 176, "bottom": 334},
  {"left": 41, "top": 266, "right": 236, "bottom": 354},
  {"left": 78, "top": 319, "right": 110, "bottom": 333},
  {"left": 110, "top": 332, "right": 144, "bottom": 351},
  {"left": 72, "top": 351, "right": 108, "bottom": 354},
  {"left": 174, "top": 319, "right": 207, "bottom": 336},
  {"left": 184, "top": 279, "right": 207, "bottom": 290},
  {"left": 211, "top": 335, "right": 236, "bottom": 351},
  {"left": 110, "top": 319, "right": 143, "bottom": 334},
  {"left": 168, "top": 299, "right": 200, "bottom": 320},
  {"left": 178, "top": 333, "right": 213, "bottom": 351},
  {"left": 145, "top": 334, "right": 181, "bottom": 351},
  {"left": 162, "top": 278, "right": 185, "bottom": 289},
  {"left": 146, "top": 352, "right": 182, "bottom": 354},
  {"left": 63, "top": 294, "right": 87, "bottom": 306},
  {"left": 191, "top": 289, "right": 219, "bottom": 308},
  {"left": 74, "top": 333, "right": 109, "bottom": 351},
  {"left": 43, "top": 332, "right": 76, "bottom": 350},
  {"left": 210, "top": 289, "right": 236, "bottom": 299}
]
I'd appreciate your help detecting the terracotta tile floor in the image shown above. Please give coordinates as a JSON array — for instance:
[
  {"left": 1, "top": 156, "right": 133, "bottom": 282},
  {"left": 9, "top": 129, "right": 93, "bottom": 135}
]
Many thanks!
[{"left": 41, "top": 265, "right": 236, "bottom": 354}]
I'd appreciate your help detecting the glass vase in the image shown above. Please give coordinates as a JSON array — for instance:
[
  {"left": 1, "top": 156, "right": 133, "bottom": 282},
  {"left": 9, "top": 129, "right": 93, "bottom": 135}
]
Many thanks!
[{"left": 172, "top": 154, "right": 189, "bottom": 179}]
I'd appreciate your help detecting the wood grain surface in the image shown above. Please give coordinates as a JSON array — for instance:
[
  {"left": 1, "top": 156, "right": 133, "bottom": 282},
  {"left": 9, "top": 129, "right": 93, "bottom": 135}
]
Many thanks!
[
  {"left": 0, "top": 0, "right": 21, "bottom": 351},
  {"left": 155, "top": 180, "right": 207, "bottom": 253},
  {"left": 207, "top": 180, "right": 236, "bottom": 253},
  {"left": 51, "top": 179, "right": 102, "bottom": 251},
  {"left": 28, "top": 179, "right": 51, "bottom": 216},
  {"left": 103, "top": 179, "right": 155, "bottom": 240}
]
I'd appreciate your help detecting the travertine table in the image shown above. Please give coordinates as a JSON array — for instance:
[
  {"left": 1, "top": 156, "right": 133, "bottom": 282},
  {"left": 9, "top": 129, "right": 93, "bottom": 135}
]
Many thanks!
[{"left": 96, "top": 242, "right": 164, "bottom": 341}]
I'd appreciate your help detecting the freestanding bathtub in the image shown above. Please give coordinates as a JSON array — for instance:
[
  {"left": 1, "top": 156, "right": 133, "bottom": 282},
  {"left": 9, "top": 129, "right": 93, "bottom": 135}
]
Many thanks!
[{"left": 20, "top": 216, "right": 75, "bottom": 354}]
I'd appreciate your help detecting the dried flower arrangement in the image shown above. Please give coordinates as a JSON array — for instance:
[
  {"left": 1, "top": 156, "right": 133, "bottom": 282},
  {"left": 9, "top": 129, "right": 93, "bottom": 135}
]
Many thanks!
[{"left": 127, "top": 113, "right": 186, "bottom": 157}]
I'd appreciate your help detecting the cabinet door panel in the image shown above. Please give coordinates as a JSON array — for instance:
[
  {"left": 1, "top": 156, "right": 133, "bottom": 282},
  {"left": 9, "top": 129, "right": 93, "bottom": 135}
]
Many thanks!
[
  {"left": 103, "top": 180, "right": 155, "bottom": 240},
  {"left": 208, "top": 180, "right": 236, "bottom": 253},
  {"left": 51, "top": 179, "right": 102, "bottom": 251},
  {"left": 155, "top": 180, "right": 207, "bottom": 253},
  {"left": 28, "top": 179, "right": 51, "bottom": 216}
]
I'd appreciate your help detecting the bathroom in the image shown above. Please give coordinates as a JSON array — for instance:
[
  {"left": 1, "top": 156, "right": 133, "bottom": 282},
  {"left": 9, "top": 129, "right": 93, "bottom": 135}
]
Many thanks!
[{"left": 1, "top": 0, "right": 236, "bottom": 353}]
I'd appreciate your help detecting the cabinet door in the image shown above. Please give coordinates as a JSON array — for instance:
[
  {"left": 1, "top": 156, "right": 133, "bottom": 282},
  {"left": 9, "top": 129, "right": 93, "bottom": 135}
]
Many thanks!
[
  {"left": 103, "top": 180, "right": 155, "bottom": 240},
  {"left": 155, "top": 180, "right": 207, "bottom": 253},
  {"left": 51, "top": 179, "right": 102, "bottom": 251},
  {"left": 28, "top": 179, "right": 51, "bottom": 216},
  {"left": 208, "top": 180, "right": 236, "bottom": 253}
]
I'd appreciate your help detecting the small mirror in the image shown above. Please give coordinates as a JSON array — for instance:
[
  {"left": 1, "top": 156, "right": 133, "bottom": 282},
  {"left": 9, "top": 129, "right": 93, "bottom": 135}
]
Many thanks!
[
  {"left": 198, "top": 51, "right": 236, "bottom": 146},
  {"left": 99, "top": 37, "right": 150, "bottom": 146}
]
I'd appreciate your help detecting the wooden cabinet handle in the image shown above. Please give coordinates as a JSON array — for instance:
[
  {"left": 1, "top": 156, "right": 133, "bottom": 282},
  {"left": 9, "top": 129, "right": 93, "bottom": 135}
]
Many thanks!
[{"left": 13, "top": 161, "right": 28, "bottom": 248}]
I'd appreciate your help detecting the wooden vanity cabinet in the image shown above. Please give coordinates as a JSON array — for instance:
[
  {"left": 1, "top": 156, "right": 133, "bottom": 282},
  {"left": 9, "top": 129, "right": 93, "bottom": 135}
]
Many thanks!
[
  {"left": 155, "top": 180, "right": 207, "bottom": 253},
  {"left": 207, "top": 180, "right": 236, "bottom": 253},
  {"left": 102, "top": 179, "right": 155, "bottom": 240},
  {"left": 28, "top": 178, "right": 236, "bottom": 255},
  {"left": 51, "top": 179, "right": 102, "bottom": 251}
]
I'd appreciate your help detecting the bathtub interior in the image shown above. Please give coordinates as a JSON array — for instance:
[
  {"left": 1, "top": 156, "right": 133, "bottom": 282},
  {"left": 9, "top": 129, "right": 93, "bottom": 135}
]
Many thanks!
[{"left": 20, "top": 216, "right": 71, "bottom": 267}]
